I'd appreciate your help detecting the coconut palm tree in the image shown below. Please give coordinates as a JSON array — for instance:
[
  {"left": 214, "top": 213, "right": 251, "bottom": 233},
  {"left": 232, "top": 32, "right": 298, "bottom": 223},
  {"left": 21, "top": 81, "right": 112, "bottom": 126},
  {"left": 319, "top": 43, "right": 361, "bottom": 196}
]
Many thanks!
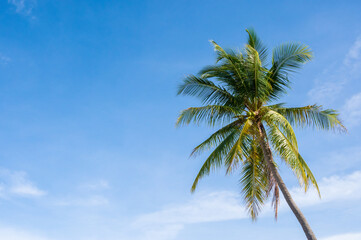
[{"left": 176, "top": 29, "right": 345, "bottom": 240}]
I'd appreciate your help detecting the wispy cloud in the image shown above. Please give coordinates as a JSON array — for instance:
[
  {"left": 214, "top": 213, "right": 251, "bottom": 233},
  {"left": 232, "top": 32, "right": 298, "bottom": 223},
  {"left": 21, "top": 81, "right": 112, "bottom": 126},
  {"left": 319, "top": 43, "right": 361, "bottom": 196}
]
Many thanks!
[
  {"left": 0, "top": 169, "right": 46, "bottom": 198},
  {"left": 342, "top": 92, "right": 361, "bottom": 127},
  {"left": 308, "top": 35, "right": 361, "bottom": 104},
  {"left": 8, "top": 0, "right": 36, "bottom": 17},
  {"left": 344, "top": 36, "right": 361, "bottom": 68},
  {"left": 321, "top": 232, "right": 361, "bottom": 240},
  {"left": 135, "top": 191, "right": 247, "bottom": 225},
  {"left": 290, "top": 171, "right": 361, "bottom": 207},
  {"left": 308, "top": 77, "right": 346, "bottom": 104},
  {"left": 0, "top": 227, "right": 51, "bottom": 240},
  {"left": 131, "top": 191, "right": 246, "bottom": 240},
  {"left": 131, "top": 171, "right": 361, "bottom": 240}
]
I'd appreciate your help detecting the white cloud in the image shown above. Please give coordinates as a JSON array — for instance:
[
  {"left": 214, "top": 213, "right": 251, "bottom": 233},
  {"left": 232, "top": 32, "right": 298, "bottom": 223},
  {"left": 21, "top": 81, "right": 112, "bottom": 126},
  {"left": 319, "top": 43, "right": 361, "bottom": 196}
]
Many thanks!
[
  {"left": 308, "top": 35, "right": 361, "bottom": 104},
  {"left": 321, "top": 232, "right": 361, "bottom": 240},
  {"left": 0, "top": 169, "right": 46, "bottom": 198},
  {"left": 308, "top": 78, "right": 345, "bottom": 104},
  {"left": 131, "top": 191, "right": 247, "bottom": 240},
  {"left": 8, "top": 0, "right": 36, "bottom": 16},
  {"left": 290, "top": 171, "right": 361, "bottom": 207},
  {"left": 342, "top": 92, "right": 361, "bottom": 127},
  {"left": 135, "top": 191, "right": 247, "bottom": 226},
  {"left": 131, "top": 171, "right": 361, "bottom": 240},
  {"left": 344, "top": 36, "right": 361, "bottom": 68},
  {"left": 0, "top": 227, "right": 51, "bottom": 240},
  {"left": 11, "top": 183, "right": 45, "bottom": 196}
]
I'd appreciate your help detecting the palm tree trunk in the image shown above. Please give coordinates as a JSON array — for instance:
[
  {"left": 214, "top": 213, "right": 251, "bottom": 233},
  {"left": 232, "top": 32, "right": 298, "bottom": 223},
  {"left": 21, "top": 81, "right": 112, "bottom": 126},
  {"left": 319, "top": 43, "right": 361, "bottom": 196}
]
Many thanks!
[{"left": 257, "top": 123, "right": 317, "bottom": 240}]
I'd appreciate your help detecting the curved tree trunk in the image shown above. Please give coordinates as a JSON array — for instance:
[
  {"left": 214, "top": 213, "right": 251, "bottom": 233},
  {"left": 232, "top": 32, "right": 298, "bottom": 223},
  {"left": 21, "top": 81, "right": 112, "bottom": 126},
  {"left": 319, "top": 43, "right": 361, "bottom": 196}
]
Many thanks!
[{"left": 257, "top": 123, "right": 317, "bottom": 240}]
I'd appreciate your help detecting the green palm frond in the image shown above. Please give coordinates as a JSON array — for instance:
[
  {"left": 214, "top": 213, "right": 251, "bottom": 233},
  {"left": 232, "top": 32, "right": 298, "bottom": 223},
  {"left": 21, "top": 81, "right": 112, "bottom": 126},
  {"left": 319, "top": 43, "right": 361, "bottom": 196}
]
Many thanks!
[
  {"left": 246, "top": 28, "right": 268, "bottom": 63},
  {"left": 191, "top": 119, "right": 245, "bottom": 156},
  {"left": 224, "top": 119, "right": 253, "bottom": 174},
  {"left": 191, "top": 128, "right": 241, "bottom": 192},
  {"left": 272, "top": 43, "right": 313, "bottom": 74},
  {"left": 199, "top": 65, "right": 240, "bottom": 93},
  {"left": 177, "top": 75, "right": 239, "bottom": 106},
  {"left": 245, "top": 45, "right": 273, "bottom": 102},
  {"left": 266, "top": 121, "right": 319, "bottom": 194},
  {"left": 262, "top": 109, "right": 298, "bottom": 149},
  {"left": 176, "top": 105, "right": 240, "bottom": 127},
  {"left": 268, "top": 43, "right": 313, "bottom": 99},
  {"left": 240, "top": 142, "right": 268, "bottom": 220},
  {"left": 245, "top": 45, "right": 262, "bottom": 99},
  {"left": 210, "top": 41, "right": 248, "bottom": 88},
  {"left": 210, "top": 40, "right": 243, "bottom": 64},
  {"left": 269, "top": 104, "right": 346, "bottom": 132}
]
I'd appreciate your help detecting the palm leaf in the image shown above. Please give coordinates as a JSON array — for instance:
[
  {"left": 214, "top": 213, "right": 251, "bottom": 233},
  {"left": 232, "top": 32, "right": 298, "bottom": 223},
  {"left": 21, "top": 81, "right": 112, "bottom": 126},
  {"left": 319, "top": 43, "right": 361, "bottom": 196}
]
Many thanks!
[
  {"left": 269, "top": 104, "right": 346, "bottom": 132},
  {"left": 224, "top": 119, "right": 252, "bottom": 174},
  {"left": 267, "top": 43, "right": 313, "bottom": 99},
  {"left": 177, "top": 75, "right": 238, "bottom": 106},
  {"left": 191, "top": 119, "right": 245, "bottom": 156},
  {"left": 246, "top": 28, "right": 268, "bottom": 63},
  {"left": 210, "top": 40, "right": 247, "bottom": 89},
  {"left": 266, "top": 121, "right": 319, "bottom": 194},
  {"left": 191, "top": 128, "right": 240, "bottom": 192},
  {"left": 262, "top": 109, "right": 298, "bottom": 149},
  {"left": 240, "top": 142, "right": 268, "bottom": 220},
  {"left": 176, "top": 105, "right": 240, "bottom": 127}
]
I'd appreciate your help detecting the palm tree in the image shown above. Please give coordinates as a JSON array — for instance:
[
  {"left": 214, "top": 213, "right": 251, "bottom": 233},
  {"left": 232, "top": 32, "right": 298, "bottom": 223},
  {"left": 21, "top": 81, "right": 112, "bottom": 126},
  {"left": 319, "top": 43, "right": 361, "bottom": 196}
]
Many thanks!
[{"left": 176, "top": 29, "right": 345, "bottom": 240}]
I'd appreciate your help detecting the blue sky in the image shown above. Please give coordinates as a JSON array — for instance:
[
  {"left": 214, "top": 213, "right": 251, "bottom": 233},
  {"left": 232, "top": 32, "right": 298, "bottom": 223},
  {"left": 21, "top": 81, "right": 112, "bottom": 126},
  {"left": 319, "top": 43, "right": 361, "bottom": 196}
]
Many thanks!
[{"left": 0, "top": 0, "right": 361, "bottom": 239}]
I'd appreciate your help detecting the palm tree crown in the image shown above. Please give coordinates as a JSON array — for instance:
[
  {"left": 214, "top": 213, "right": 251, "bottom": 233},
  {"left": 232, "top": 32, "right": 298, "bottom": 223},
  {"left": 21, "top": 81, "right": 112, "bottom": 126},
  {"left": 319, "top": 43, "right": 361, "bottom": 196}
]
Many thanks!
[{"left": 176, "top": 29, "right": 345, "bottom": 222}]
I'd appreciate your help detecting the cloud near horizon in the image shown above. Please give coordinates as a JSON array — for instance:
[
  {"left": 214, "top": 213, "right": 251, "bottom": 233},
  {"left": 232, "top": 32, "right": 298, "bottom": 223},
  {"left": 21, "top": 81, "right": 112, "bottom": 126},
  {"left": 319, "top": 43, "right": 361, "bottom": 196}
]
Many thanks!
[
  {"left": 0, "top": 227, "right": 51, "bottom": 240},
  {"left": 130, "top": 170, "right": 361, "bottom": 240},
  {"left": 321, "top": 232, "right": 361, "bottom": 240}
]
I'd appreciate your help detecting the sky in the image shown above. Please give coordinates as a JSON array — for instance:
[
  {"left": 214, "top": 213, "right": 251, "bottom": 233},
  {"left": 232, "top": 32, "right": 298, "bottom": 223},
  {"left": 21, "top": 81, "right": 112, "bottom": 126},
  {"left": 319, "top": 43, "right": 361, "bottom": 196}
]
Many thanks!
[{"left": 0, "top": 0, "right": 361, "bottom": 239}]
